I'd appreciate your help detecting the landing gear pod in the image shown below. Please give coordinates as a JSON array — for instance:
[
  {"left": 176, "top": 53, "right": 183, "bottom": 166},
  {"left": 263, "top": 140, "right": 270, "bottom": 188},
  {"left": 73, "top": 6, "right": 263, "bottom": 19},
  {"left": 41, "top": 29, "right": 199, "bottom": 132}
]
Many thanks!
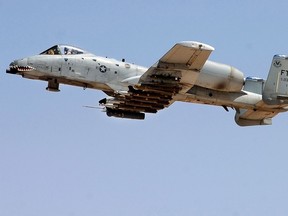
[{"left": 46, "top": 79, "right": 60, "bottom": 92}]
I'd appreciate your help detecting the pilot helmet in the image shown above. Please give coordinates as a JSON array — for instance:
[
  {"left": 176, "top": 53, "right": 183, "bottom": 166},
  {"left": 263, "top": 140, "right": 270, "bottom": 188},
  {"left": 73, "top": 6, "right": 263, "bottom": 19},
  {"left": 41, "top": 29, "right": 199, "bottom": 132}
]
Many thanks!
[{"left": 64, "top": 47, "right": 69, "bottom": 54}]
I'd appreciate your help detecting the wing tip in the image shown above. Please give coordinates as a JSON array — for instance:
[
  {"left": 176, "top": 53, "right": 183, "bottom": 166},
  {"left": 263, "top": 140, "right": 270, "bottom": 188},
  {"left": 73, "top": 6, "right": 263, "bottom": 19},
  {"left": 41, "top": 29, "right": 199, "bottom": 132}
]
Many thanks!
[{"left": 177, "top": 41, "right": 215, "bottom": 51}]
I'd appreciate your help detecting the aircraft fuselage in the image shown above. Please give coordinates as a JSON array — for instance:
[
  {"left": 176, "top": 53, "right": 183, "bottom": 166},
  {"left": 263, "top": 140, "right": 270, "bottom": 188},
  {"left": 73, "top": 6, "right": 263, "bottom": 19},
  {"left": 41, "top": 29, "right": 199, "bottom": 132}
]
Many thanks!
[{"left": 6, "top": 43, "right": 288, "bottom": 126}]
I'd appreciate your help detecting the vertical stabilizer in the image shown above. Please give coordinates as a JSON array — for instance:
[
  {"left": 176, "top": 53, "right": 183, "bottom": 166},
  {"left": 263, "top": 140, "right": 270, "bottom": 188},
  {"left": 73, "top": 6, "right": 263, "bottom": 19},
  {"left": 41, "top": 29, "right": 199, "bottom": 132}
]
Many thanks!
[{"left": 263, "top": 55, "right": 288, "bottom": 105}]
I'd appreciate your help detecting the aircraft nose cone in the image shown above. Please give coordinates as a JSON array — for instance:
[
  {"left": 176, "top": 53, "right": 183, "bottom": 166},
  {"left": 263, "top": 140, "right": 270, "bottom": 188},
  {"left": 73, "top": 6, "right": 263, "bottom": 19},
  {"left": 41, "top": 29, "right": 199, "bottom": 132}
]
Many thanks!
[
  {"left": 6, "top": 58, "right": 33, "bottom": 74},
  {"left": 15, "top": 58, "right": 28, "bottom": 67},
  {"left": 9, "top": 60, "right": 17, "bottom": 67},
  {"left": 6, "top": 60, "right": 19, "bottom": 74}
]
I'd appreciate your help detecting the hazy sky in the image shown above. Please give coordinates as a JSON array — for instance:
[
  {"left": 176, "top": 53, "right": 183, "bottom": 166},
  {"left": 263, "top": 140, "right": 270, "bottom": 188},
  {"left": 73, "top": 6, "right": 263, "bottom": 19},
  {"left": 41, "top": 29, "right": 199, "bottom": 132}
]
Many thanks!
[{"left": 1, "top": 0, "right": 288, "bottom": 216}]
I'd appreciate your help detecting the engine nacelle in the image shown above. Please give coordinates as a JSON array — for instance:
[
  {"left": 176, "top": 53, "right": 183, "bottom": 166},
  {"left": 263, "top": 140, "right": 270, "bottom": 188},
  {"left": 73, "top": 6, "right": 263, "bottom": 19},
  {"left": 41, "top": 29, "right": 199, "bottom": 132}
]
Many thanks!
[{"left": 196, "top": 60, "right": 244, "bottom": 92}]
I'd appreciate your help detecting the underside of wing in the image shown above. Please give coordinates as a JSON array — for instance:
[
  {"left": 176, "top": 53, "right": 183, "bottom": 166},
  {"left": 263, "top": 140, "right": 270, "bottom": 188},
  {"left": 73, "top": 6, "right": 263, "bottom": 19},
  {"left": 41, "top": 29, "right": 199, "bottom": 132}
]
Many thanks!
[
  {"left": 234, "top": 103, "right": 281, "bottom": 126},
  {"left": 139, "top": 41, "right": 214, "bottom": 87},
  {"left": 99, "top": 41, "right": 214, "bottom": 119}
]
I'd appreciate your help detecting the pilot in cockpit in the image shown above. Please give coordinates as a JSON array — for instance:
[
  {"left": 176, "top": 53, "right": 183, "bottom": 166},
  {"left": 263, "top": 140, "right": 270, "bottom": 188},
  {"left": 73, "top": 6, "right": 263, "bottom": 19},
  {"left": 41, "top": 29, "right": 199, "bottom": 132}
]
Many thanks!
[
  {"left": 41, "top": 46, "right": 60, "bottom": 55},
  {"left": 64, "top": 47, "right": 71, "bottom": 55},
  {"left": 40, "top": 45, "right": 85, "bottom": 55},
  {"left": 48, "top": 49, "right": 54, "bottom": 55}
]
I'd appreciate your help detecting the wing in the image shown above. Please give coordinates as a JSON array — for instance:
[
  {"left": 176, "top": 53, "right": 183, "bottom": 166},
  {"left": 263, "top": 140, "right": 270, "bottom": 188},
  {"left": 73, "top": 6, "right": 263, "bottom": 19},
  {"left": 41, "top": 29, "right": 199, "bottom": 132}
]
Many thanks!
[
  {"left": 139, "top": 41, "right": 214, "bottom": 93},
  {"left": 234, "top": 100, "right": 281, "bottom": 126},
  {"left": 100, "top": 41, "right": 214, "bottom": 119}
]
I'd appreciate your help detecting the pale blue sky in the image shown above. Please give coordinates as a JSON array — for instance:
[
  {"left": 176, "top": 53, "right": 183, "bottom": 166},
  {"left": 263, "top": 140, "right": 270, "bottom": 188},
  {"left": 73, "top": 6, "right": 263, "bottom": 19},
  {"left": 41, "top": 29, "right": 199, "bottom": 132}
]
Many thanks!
[{"left": 1, "top": 0, "right": 288, "bottom": 216}]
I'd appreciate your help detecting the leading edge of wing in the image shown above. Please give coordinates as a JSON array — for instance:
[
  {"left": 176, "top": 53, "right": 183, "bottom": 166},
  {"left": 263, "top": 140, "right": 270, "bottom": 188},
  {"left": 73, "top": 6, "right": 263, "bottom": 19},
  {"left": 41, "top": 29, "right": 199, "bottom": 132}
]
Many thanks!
[
  {"left": 176, "top": 41, "right": 214, "bottom": 52},
  {"left": 160, "top": 41, "right": 215, "bottom": 68}
]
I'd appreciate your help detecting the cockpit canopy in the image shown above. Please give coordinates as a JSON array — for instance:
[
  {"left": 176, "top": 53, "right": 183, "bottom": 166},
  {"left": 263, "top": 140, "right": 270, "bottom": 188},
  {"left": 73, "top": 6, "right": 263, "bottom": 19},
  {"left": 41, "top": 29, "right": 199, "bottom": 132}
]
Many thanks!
[{"left": 40, "top": 45, "right": 88, "bottom": 55}]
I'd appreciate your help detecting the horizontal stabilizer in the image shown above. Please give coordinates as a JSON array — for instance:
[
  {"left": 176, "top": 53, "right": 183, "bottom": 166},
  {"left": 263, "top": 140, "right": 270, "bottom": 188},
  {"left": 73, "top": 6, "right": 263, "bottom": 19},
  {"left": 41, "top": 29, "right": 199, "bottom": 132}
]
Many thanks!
[{"left": 234, "top": 108, "right": 275, "bottom": 126}]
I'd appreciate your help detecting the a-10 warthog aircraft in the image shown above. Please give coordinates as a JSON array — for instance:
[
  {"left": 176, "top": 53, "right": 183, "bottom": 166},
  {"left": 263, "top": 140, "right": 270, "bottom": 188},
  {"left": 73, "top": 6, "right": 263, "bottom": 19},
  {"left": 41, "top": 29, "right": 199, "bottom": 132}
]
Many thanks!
[{"left": 6, "top": 41, "right": 288, "bottom": 126}]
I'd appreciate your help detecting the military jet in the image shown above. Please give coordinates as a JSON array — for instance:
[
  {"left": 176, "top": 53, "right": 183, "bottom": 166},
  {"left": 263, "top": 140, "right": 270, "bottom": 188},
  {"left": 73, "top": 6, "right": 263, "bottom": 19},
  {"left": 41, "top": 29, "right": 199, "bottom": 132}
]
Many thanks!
[{"left": 6, "top": 41, "right": 288, "bottom": 126}]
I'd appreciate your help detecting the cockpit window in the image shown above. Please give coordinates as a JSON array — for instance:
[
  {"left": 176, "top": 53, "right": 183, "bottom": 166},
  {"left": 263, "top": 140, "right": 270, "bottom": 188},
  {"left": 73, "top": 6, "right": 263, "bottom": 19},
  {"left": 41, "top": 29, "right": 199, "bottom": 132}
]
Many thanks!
[
  {"left": 40, "top": 45, "right": 61, "bottom": 55},
  {"left": 40, "top": 45, "right": 87, "bottom": 55},
  {"left": 63, "top": 46, "right": 84, "bottom": 55}
]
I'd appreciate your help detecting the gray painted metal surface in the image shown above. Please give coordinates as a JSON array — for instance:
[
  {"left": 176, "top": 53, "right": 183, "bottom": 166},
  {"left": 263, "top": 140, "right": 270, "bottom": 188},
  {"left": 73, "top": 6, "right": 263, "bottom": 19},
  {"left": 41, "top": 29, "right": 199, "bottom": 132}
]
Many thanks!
[{"left": 6, "top": 42, "right": 288, "bottom": 126}]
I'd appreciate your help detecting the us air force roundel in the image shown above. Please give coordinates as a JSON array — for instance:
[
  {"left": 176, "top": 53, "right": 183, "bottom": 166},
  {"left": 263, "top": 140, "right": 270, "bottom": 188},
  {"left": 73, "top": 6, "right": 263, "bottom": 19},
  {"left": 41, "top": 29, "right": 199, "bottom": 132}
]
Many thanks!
[{"left": 99, "top": 65, "right": 107, "bottom": 73}]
